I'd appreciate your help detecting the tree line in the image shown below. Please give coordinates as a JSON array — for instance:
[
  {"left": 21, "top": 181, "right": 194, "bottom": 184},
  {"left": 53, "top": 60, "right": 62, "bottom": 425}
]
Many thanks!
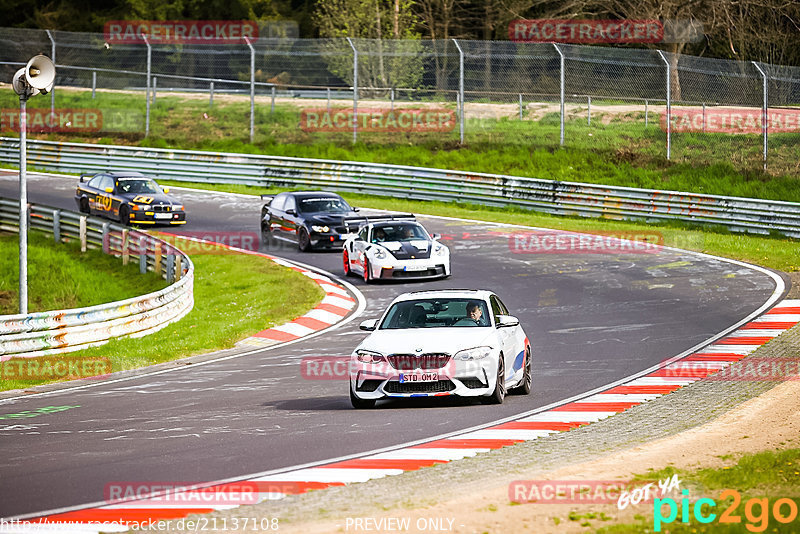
[{"left": 1, "top": 0, "right": 798, "bottom": 66}]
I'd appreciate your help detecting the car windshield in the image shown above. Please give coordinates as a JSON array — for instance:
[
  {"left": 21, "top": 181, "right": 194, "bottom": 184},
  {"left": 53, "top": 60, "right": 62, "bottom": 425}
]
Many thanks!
[
  {"left": 117, "top": 178, "right": 162, "bottom": 194},
  {"left": 298, "top": 197, "right": 351, "bottom": 214},
  {"left": 371, "top": 223, "right": 427, "bottom": 243},
  {"left": 379, "top": 298, "right": 490, "bottom": 329}
]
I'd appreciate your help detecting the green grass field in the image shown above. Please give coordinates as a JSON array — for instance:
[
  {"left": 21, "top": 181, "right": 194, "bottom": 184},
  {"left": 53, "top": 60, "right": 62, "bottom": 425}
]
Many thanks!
[
  {"left": 0, "top": 233, "right": 324, "bottom": 392},
  {"left": 0, "top": 231, "right": 167, "bottom": 314},
  {"left": 2, "top": 88, "right": 798, "bottom": 200}
]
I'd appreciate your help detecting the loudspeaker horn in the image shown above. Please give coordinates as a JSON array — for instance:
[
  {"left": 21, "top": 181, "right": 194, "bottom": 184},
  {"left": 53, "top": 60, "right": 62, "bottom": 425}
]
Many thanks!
[{"left": 25, "top": 54, "right": 56, "bottom": 94}]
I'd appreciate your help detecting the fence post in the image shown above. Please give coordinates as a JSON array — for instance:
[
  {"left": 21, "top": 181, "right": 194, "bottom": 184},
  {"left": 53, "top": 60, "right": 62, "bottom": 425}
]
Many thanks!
[
  {"left": 46, "top": 29, "right": 55, "bottom": 119},
  {"left": 152, "top": 76, "right": 157, "bottom": 106},
  {"left": 346, "top": 37, "right": 358, "bottom": 144},
  {"left": 244, "top": 36, "right": 255, "bottom": 143},
  {"left": 752, "top": 61, "right": 768, "bottom": 171},
  {"left": 53, "top": 210, "right": 60, "bottom": 243},
  {"left": 271, "top": 85, "right": 276, "bottom": 113},
  {"left": 92, "top": 71, "right": 96, "bottom": 99},
  {"left": 391, "top": 88, "right": 395, "bottom": 112},
  {"left": 175, "top": 254, "right": 182, "bottom": 281},
  {"left": 154, "top": 243, "right": 162, "bottom": 276},
  {"left": 327, "top": 87, "right": 331, "bottom": 112},
  {"left": 79, "top": 216, "right": 87, "bottom": 252},
  {"left": 552, "top": 43, "right": 565, "bottom": 146},
  {"left": 645, "top": 99, "right": 649, "bottom": 127},
  {"left": 209, "top": 81, "right": 214, "bottom": 107},
  {"left": 122, "top": 229, "right": 129, "bottom": 265},
  {"left": 656, "top": 50, "right": 671, "bottom": 160},
  {"left": 452, "top": 39, "right": 464, "bottom": 145},
  {"left": 166, "top": 252, "right": 175, "bottom": 283},
  {"left": 519, "top": 94, "right": 523, "bottom": 120},
  {"left": 141, "top": 33, "right": 151, "bottom": 138},
  {"left": 587, "top": 96, "right": 591, "bottom": 125}
]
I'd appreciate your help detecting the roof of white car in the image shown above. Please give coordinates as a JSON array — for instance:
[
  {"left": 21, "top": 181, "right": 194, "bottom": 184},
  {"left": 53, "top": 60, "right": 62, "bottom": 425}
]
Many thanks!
[{"left": 392, "top": 289, "right": 494, "bottom": 302}]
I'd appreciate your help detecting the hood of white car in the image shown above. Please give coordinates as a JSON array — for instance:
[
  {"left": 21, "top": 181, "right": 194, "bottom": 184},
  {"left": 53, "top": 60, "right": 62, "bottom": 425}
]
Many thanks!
[{"left": 358, "top": 327, "right": 497, "bottom": 355}]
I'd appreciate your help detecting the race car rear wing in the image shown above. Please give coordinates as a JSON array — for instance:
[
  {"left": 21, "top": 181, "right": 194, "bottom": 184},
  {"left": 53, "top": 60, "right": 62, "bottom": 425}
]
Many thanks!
[
  {"left": 260, "top": 194, "right": 275, "bottom": 204},
  {"left": 79, "top": 172, "right": 96, "bottom": 183},
  {"left": 342, "top": 213, "right": 416, "bottom": 233}
]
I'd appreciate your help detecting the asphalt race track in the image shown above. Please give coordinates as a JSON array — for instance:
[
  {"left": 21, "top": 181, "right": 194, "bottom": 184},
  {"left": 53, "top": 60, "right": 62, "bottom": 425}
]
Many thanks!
[{"left": 0, "top": 171, "right": 787, "bottom": 518}]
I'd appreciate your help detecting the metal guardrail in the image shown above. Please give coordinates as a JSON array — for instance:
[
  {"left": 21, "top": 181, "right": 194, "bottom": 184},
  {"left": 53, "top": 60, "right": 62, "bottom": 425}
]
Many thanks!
[
  {"left": 0, "top": 197, "right": 194, "bottom": 358},
  {"left": 0, "top": 138, "right": 799, "bottom": 239}
]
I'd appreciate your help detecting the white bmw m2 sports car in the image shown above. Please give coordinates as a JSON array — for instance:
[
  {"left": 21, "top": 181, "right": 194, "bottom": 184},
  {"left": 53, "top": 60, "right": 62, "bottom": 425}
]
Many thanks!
[
  {"left": 349, "top": 290, "right": 532, "bottom": 408},
  {"left": 342, "top": 219, "right": 450, "bottom": 283}
]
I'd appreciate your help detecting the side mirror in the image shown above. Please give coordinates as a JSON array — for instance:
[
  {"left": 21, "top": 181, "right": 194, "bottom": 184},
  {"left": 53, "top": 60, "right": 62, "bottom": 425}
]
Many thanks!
[
  {"left": 431, "top": 233, "right": 442, "bottom": 240},
  {"left": 359, "top": 319, "right": 378, "bottom": 331},
  {"left": 353, "top": 207, "right": 360, "bottom": 212},
  {"left": 104, "top": 187, "right": 114, "bottom": 193},
  {"left": 286, "top": 209, "right": 296, "bottom": 216},
  {"left": 163, "top": 187, "right": 170, "bottom": 193},
  {"left": 496, "top": 314, "right": 520, "bottom": 328}
]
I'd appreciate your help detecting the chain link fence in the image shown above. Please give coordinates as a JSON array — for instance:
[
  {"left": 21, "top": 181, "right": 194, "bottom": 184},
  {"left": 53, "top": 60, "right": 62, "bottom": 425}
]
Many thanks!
[{"left": 1, "top": 27, "right": 799, "bottom": 174}]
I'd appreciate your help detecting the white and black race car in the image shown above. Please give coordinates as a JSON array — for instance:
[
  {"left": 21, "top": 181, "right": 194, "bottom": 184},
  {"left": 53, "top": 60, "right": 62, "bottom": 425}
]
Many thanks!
[{"left": 342, "top": 219, "right": 450, "bottom": 282}]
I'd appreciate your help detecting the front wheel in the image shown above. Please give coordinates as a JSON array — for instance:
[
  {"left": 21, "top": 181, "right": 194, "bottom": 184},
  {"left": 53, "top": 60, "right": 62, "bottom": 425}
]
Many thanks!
[
  {"left": 509, "top": 346, "right": 532, "bottom": 396},
  {"left": 363, "top": 258, "right": 372, "bottom": 284},
  {"left": 297, "top": 228, "right": 311, "bottom": 252},
  {"left": 343, "top": 249, "right": 352, "bottom": 276},
  {"left": 482, "top": 354, "right": 506, "bottom": 405},
  {"left": 79, "top": 197, "right": 90, "bottom": 214},
  {"left": 350, "top": 387, "right": 376, "bottom": 409},
  {"left": 119, "top": 205, "right": 130, "bottom": 226}
]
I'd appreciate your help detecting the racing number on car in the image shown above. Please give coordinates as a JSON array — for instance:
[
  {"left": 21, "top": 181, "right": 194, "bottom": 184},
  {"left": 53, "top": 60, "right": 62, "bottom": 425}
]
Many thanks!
[
  {"left": 95, "top": 194, "right": 112, "bottom": 211},
  {"left": 132, "top": 195, "right": 153, "bottom": 204}
]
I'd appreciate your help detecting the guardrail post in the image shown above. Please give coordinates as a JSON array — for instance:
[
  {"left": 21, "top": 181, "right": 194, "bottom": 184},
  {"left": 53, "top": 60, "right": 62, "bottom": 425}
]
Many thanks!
[
  {"left": 752, "top": 61, "right": 768, "bottom": 171},
  {"left": 142, "top": 33, "right": 151, "bottom": 138},
  {"left": 122, "top": 229, "right": 129, "bottom": 265},
  {"left": 154, "top": 243, "right": 162, "bottom": 276},
  {"left": 553, "top": 43, "right": 565, "bottom": 146},
  {"left": 101, "top": 222, "right": 109, "bottom": 253},
  {"left": 53, "top": 210, "right": 60, "bottom": 243},
  {"left": 656, "top": 50, "right": 671, "bottom": 160},
  {"left": 165, "top": 252, "right": 175, "bottom": 283},
  {"left": 346, "top": 37, "right": 358, "bottom": 144},
  {"left": 175, "top": 254, "right": 182, "bottom": 281},
  {"left": 79, "top": 215, "right": 87, "bottom": 252},
  {"left": 452, "top": 39, "right": 464, "bottom": 145},
  {"left": 46, "top": 29, "right": 55, "bottom": 120},
  {"left": 244, "top": 36, "right": 255, "bottom": 143},
  {"left": 139, "top": 240, "right": 147, "bottom": 274},
  {"left": 209, "top": 81, "right": 214, "bottom": 107},
  {"left": 92, "top": 71, "right": 96, "bottom": 99}
]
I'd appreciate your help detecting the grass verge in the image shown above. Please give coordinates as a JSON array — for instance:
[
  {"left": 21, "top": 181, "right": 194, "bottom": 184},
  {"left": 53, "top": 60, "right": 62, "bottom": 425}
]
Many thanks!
[
  {"left": 1, "top": 88, "right": 799, "bottom": 199},
  {"left": 0, "top": 231, "right": 167, "bottom": 314},
  {"left": 596, "top": 449, "right": 800, "bottom": 533},
  {"left": 0, "top": 234, "right": 324, "bottom": 392},
  {"left": 161, "top": 180, "right": 800, "bottom": 274}
]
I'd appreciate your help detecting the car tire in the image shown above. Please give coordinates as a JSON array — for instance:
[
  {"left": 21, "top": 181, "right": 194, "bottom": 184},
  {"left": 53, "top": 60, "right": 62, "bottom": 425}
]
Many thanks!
[
  {"left": 119, "top": 205, "right": 130, "bottom": 226},
  {"left": 509, "top": 346, "right": 532, "bottom": 396},
  {"left": 297, "top": 228, "right": 311, "bottom": 252},
  {"left": 363, "top": 258, "right": 372, "bottom": 284},
  {"left": 79, "top": 197, "right": 90, "bottom": 214},
  {"left": 343, "top": 249, "right": 352, "bottom": 276},
  {"left": 261, "top": 221, "right": 277, "bottom": 247},
  {"left": 482, "top": 354, "right": 506, "bottom": 405},
  {"left": 350, "top": 387, "right": 376, "bottom": 409}
]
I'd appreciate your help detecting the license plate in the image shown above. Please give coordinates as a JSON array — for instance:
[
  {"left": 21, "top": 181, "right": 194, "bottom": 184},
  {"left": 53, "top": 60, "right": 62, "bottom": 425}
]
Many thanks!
[
  {"left": 404, "top": 265, "right": 427, "bottom": 272},
  {"left": 399, "top": 372, "right": 438, "bottom": 383},
  {"left": 339, "top": 233, "right": 355, "bottom": 240},
  {"left": 154, "top": 213, "right": 172, "bottom": 220}
]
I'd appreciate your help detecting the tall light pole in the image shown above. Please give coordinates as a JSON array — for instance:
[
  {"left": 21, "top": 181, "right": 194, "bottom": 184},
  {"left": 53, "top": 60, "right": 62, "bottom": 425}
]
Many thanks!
[{"left": 11, "top": 54, "right": 56, "bottom": 314}]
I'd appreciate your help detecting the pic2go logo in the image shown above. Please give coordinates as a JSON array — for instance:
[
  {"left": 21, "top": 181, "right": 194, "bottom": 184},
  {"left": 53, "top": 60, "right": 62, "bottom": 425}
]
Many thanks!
[{"left": 654, "top": 489, "right": 799, "bottom": 532}]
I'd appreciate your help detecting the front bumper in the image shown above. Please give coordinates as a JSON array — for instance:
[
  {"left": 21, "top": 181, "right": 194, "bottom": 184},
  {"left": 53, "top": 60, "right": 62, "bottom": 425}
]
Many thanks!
[
  {"left": 130, "top": 210, "right": 187, "bottom": 225},
  {"left": 349, "top": 356, "right": 498, "bottom": 400},
  {"left": 309, "top": 231, "right": 354, "bottom": 249},
  {"left": 370, "top": 257, "right": 450, "bottom": 280}
]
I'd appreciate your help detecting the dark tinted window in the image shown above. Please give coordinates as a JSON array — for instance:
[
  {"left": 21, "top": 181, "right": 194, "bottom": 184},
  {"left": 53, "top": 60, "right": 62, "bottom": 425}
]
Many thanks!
[
  {"left": 379, "top": 298, "right": 490, "bottom": 329},
  {"left": 297, "top": 197, "right": 350, "bottom": 214},
  {"left": 270, "top": 194, "right": 286, "bottom": 211}
]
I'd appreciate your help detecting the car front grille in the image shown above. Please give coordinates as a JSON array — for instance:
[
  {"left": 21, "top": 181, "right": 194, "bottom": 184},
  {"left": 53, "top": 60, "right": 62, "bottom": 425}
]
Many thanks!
[
  {"left": 384, "top": 380, "right": 455, "bottom": 394},
  {"left": 460, "top": 378, "right": 487, "bottom": 389},
  {"left": 151, "top": 205, "right": 171, "bottom": 212},
  {"left": 387, "top": 353, "right": 451, "bottom": 370},
  {"left": 356, "top": 379, "right": 383, "bottom": 392}
]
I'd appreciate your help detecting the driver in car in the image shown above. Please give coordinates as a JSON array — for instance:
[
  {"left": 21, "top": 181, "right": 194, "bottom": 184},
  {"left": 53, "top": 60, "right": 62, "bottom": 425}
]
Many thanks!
[{"left": 454, "top": 301, "right": 484, "bottom": 326}]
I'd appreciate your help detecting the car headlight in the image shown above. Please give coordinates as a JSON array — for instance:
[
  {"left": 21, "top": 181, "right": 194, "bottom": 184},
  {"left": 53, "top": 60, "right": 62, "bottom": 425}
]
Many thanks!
[
  {"left": 433, "top": 244, "right": 448, "bottom": 256},
  {"left": 355, "top": 349, "right": 385, "bottom": 364},
  {"left": 372, "top": 247, "right": 387, "bottom": 260},
  {"left": 172, "top": 204, "right": 184, "bottom": 211},
  {"left": 311, "top": 225, "right": 330, "bottom": 233},
  {"left": 453, "top": 346, "right": 492, "bottom": 361}
]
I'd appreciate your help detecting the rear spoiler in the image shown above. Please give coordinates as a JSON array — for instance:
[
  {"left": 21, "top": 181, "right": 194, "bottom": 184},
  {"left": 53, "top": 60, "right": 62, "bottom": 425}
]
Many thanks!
[
  {"left": 342, "top": 213, "right": 415, "bottom": 232},
  {"left": 79, "top": 172, "right": 96, "bottom": 183},
  {"left": 260, "top": 194, "right": 274, "bottom": 204}
]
